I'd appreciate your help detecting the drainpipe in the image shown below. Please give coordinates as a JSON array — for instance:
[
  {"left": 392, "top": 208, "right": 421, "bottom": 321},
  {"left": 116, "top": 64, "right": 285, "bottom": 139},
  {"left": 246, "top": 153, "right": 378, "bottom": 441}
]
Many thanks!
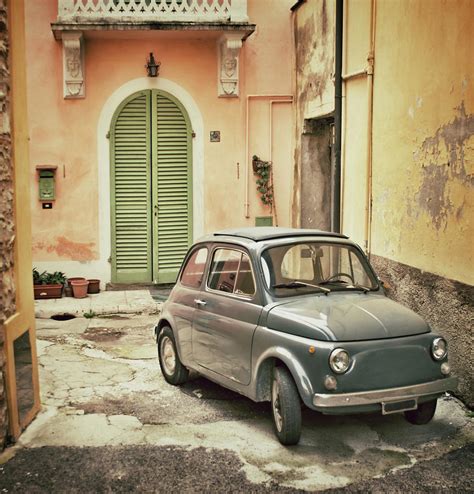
[{"left": 332, "top": 0, "right": 343, "bottom": 233}]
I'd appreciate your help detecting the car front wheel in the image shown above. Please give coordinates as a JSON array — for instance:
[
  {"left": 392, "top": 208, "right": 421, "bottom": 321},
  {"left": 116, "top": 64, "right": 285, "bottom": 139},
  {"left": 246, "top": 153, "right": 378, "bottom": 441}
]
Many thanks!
[
  {"left": 271, "top": 366, "right": 302, "bottom": 445},
  {"left": 404, "top": 399, "right": 437, "bottom": 425},
  {"left": 157, "top": 326, "right": 189, "bottom": 385}
]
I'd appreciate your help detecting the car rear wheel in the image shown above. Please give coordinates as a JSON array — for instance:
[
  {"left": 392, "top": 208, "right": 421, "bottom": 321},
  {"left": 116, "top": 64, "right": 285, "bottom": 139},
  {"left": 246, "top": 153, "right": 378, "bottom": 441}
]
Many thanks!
[
  {"left": 271, "top": 366, "right": 302, "bottom": 445},
  {"left": 157, "top": 326, "right": 189, "bottom": 385},
  {"left": 404, "top": 399, "right": 437, "bottom": 425}
]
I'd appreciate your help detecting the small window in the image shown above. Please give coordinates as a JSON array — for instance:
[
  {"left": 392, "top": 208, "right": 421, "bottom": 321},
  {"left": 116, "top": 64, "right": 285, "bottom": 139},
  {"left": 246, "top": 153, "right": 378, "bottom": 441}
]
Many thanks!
[
  {"left": 208, "top": 248, "right": 255, "bottom": 297},
  {"left": 180, "top": 247, "right": 208, "bottom": 288}
]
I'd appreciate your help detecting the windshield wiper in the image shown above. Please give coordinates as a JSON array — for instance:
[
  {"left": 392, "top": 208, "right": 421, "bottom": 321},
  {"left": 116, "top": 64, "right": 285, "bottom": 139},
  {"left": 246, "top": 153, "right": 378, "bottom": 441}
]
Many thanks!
[
  {"left": 349, "top": 283, "right": 370, "bottom": 293},
  {"left": 272, "top": 281, "right": 331, "bottom": 293},
  {"left": 319, "top": 279, "right": 370, "bottom": 293}
]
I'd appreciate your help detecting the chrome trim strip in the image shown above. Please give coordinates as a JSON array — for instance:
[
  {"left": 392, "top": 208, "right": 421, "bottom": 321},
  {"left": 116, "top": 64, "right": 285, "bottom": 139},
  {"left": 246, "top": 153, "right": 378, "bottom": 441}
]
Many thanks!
[{"left": 313, "top": 377, "right": 458, "bottom": 408}]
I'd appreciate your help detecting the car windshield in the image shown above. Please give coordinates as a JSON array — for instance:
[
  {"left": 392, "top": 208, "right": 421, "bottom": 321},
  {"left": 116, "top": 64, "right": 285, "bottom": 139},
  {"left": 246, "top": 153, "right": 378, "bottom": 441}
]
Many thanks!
[{"left": 261, "top": 242, "right": 379, "bottom": 297}]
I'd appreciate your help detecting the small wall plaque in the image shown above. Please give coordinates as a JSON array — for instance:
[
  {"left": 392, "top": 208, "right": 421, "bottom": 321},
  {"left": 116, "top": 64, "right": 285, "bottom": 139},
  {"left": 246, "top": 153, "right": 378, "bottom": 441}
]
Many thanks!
[{"left": 210, "top": 131, "right": 221, "bottom": 142}]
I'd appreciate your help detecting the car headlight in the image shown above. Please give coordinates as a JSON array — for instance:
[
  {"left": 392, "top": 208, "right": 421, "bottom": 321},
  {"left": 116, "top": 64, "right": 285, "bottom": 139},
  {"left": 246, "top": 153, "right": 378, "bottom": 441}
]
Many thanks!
[
  {"left": 431, "top": 337, "right": 448, "bottom": 360},
  {"left": 329, "top": 348, "right": 351, "bottom": 374}
]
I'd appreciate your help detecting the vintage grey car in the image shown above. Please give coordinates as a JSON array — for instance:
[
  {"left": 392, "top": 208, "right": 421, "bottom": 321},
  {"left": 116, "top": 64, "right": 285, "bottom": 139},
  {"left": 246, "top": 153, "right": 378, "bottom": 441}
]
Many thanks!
[{"left": 155, "top": 228, "right": 457, "bottom": 445}]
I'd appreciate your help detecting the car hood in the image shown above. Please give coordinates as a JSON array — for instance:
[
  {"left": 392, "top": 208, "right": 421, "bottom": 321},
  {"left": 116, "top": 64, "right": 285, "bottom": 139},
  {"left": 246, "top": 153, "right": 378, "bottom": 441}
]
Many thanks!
[{"left": 266, "top": 293, "right": 430, "bottom": 341}]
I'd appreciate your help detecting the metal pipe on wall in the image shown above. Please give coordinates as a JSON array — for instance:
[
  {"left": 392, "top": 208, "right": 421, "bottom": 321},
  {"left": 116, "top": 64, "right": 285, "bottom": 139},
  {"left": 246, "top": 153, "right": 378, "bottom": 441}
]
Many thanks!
[
  {"left": 269, "top": 99, "right": 293, "bottom": 226},
  {"left": 340, "top": 1, "right": 376, "bottom": 255},
  {"left": 244, "top": 95, "right": 293, "bottom": 219}
]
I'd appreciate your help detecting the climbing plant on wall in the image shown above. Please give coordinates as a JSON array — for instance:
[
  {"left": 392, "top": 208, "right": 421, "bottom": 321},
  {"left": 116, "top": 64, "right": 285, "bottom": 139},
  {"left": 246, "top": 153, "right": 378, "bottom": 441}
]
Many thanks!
[{"left": 252, "top": 155, "right": 274, "bottom": 210}]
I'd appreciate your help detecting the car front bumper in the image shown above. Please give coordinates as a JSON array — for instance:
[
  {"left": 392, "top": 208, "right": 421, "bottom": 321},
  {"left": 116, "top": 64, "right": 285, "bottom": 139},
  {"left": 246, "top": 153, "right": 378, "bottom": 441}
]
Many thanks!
[{"left": 313, "top": 376, "right": 458, "bottom": 410}]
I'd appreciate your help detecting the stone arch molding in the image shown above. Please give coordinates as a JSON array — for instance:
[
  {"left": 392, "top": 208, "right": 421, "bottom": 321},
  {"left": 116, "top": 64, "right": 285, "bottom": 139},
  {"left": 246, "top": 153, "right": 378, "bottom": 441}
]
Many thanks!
[{"left": 98, "top": 77, "right": 204, "bottom": 283}]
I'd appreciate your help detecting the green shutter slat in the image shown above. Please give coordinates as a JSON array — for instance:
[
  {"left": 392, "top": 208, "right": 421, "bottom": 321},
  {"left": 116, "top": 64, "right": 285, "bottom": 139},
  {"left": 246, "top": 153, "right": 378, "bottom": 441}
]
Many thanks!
[
  {"left": 111, "top": 92, "right": 152, "bottom": 281},
  {"left": 152, "top": 92, "right": 192, "bottom": 282}
]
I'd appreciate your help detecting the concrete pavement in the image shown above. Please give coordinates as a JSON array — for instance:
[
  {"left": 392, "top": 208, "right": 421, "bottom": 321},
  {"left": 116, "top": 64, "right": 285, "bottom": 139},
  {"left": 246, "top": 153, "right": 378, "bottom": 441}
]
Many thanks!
[
  {"left": 34, "top": 289, "right": 161, "bottom": 319},
  {"left": 0, "top": 296, "right": 472, "bottom": 492}
]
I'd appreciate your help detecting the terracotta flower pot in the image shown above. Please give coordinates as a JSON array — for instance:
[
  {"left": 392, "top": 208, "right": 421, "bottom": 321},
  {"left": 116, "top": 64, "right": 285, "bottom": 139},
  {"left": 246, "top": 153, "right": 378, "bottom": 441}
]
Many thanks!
[
  {"left": 87, "top": 279, "right": 100, "bottom": 294},
  {"left": 71, "top": 280, "right": 89, "bottom": 299},
  {"left": 67, "top": 277, "right": 85, "bottom": 286}
]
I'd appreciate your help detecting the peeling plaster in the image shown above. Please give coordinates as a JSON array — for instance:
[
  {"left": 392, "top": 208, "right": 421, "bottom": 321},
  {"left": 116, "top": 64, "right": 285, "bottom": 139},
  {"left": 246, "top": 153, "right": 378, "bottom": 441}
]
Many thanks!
[
  {"left": 295, "top": 1, "right": 333, "bottom": 114},
  {"left": 33, "top": 236, "right": 96, "bottom": 261},
  {"left": 411, "top": 102, "right": 474, "bottom": 230}
]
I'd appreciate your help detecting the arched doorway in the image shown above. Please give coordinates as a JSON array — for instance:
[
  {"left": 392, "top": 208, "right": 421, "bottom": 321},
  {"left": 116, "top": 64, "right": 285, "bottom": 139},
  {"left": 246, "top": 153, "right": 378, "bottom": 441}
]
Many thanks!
[{"left": 110, "top": 89, "right": 193, "bottom": 284}]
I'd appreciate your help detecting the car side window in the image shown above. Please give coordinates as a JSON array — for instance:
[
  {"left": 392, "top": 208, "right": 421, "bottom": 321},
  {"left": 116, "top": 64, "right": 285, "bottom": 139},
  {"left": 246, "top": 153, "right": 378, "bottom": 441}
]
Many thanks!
[
  {"left": 208, "top": 248, "right": 255, "bottom": 297},
  {"left": 180, "top": 247, "right": 208, "bottom": 289}
]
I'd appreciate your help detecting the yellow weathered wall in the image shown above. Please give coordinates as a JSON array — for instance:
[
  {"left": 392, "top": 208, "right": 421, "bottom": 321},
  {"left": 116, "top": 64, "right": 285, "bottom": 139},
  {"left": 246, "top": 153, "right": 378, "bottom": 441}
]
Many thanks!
[
  {"left": 341, "top": 0, "right": 370, "bottom": 246},
  {"left": 370, "top": 0, "right": 473, "bottom": 285},
  {"left": 343, "top": 0, "right": 473, "bottom": 286},
  {"left": 3, "top": 0, "right": 40, "bottom": 443},
  {"left": 342, "top": 0, "right": 474, "bottom": 405}
]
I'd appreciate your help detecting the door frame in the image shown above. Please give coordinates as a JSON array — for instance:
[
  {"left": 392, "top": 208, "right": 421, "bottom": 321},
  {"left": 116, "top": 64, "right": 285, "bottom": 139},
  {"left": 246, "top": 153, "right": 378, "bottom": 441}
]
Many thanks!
[{"left": 97, "top": 77, "right": 204, "bottom": 285}]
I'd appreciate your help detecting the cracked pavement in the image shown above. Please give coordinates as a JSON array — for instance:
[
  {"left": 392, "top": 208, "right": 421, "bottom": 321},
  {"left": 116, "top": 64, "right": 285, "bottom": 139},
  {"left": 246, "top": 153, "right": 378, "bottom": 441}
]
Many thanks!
[{"left": 0, "top": 313, "right": 472, "bottom": 492}]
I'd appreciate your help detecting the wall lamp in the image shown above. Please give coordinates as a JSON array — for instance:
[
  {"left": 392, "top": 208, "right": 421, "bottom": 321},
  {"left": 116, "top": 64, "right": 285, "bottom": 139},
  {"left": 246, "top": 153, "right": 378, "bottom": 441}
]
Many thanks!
[{"left": 145, "top": 52, "right": 160, "bottom": 77}]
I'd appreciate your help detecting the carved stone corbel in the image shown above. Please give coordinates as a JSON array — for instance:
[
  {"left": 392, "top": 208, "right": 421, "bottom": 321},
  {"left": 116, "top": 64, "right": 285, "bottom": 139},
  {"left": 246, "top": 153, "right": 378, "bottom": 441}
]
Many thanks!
[
  {"left": 62, "top": 32, "right": 85, "bottom": 99},
  {"left": 218, "top": 34, "right": 243, "bottom": 98}
]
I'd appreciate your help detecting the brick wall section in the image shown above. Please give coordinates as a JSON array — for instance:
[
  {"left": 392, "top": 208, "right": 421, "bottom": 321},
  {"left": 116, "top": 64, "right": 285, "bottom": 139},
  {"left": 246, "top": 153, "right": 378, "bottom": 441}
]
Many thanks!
[{"left": 0, "top": 0, "right": 14, "bottom": 448}]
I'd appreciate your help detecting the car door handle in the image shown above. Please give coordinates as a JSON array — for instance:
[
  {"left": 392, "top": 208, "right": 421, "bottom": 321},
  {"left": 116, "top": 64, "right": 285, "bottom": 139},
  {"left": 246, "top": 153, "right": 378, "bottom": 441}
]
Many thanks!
[{"left": 194, "top": 299, "right": 207, "bottom": 307}]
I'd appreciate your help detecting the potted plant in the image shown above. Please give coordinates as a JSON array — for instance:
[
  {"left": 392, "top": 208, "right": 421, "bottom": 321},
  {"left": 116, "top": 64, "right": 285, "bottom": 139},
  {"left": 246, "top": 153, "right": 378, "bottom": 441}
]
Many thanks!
[{"left": 33, "top": 269, "right": 66, "bottom": 300}]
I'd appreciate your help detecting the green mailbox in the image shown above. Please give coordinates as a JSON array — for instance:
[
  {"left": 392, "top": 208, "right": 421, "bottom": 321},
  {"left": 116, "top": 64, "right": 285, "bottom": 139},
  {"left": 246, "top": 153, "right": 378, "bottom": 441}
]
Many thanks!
[{"left": 37, "top": 166, "right": 57, "bottom": 201}]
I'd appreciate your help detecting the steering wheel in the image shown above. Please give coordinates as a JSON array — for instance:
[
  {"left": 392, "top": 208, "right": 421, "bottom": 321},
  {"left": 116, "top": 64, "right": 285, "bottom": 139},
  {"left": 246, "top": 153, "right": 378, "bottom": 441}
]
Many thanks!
[{"left": 323, "top": 272, "right": 354, "bottom": 283}]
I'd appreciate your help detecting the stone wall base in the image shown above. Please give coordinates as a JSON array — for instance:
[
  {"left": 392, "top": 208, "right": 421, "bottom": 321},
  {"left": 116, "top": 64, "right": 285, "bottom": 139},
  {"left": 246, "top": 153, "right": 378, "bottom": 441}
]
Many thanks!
[{"left": 371, "top": 254, "right": 473, "bottom": 409}]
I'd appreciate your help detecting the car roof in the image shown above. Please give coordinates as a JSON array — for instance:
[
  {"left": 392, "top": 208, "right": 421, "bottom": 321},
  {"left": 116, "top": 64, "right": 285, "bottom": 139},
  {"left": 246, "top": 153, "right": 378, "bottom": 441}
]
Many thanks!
[{"left": 208, "top": 227, "right": 348, "bottom": 242}]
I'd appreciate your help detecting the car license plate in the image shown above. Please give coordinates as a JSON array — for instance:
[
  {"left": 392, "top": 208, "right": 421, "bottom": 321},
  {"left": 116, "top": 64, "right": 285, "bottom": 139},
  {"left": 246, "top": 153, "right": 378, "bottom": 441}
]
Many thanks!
[{"left": 382, "top": 399, "right": 418, "bottom": 415}]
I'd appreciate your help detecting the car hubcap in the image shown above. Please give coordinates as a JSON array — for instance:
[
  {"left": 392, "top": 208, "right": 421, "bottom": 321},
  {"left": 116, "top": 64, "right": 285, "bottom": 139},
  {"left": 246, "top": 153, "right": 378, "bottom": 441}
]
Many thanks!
[
  {"left": 160, "top": 336, "right": 176, "bottom": 375},
  {"left": 272, "top": 379, "right": 283, "bottom": 432}
]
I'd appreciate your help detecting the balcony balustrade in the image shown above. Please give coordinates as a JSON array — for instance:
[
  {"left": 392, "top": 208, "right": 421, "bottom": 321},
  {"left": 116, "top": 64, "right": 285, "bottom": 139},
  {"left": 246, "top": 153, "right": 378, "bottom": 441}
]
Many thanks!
[{"left": 57, "top": 0, "right": 248, "bottom": 24}]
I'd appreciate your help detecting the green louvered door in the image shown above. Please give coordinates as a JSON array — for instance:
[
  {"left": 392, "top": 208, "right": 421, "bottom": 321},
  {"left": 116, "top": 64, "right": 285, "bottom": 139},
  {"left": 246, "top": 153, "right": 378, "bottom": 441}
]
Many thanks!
[
  {"left": 152, "top": 91, "right": 193, "bottom": 283},
  {"left": 111, "top": 90, "right": 192, "bottom": 284}
]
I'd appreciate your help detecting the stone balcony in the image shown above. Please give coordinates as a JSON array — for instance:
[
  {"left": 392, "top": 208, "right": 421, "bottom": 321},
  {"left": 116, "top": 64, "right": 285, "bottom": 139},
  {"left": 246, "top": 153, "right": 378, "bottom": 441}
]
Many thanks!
[
  {"left": 52, "top": 0, "right": 255, "bottom": 40},
  {"left": 53, "top": 1, "right": 255, "bottom": 99}
]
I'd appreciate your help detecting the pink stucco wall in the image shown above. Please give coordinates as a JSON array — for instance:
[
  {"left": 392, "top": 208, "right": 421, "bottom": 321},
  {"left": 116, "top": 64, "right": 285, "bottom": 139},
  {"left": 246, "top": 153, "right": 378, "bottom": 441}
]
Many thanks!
[{"left": 25, "top": 1, "right": 294, "bottom": 268}]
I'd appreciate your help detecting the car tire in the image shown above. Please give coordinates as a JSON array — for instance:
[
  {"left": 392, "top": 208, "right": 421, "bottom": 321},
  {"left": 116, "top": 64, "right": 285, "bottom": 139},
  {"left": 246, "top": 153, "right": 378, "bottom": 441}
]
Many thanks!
[
  {"left": 271, "top": 366, "right": 302, "bottom": 445},
  {"left": 157, "top": 326, "right": 189, "bottom": 385},
  {"left": 404, "top": 399, "right": 437, "bottom": 425}
]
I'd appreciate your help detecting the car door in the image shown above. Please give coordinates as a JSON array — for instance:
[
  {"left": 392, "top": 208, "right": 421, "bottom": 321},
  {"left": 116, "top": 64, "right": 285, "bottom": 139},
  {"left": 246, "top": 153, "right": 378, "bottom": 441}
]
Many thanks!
[
  {"left": 192, "top": 246, "right": 262, "bottom": 385},
  {"left": 169, "top": 245, "right": 209, "bottom": 364}
]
